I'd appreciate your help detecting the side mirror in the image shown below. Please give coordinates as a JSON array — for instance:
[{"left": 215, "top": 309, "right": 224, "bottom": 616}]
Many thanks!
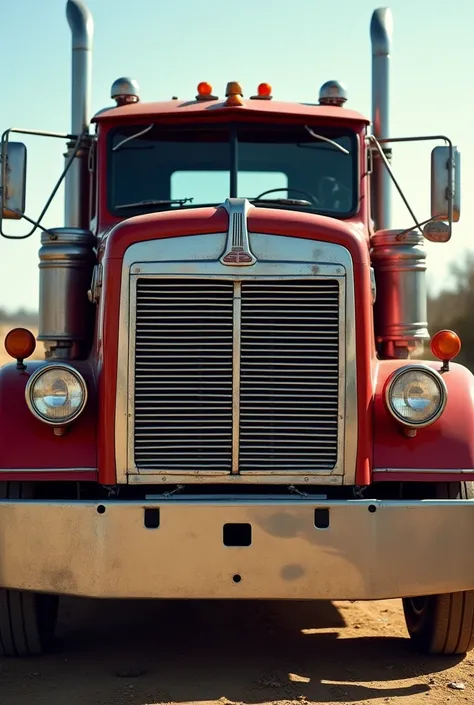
[
  {"left": 431, "top": 145, "right": 460, "bottom": 223},
  {"left": 0, "top": 141, "right": 27, "bottom": 220}
]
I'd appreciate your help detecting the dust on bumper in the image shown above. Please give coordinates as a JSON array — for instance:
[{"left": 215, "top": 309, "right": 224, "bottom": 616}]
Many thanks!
[{"left": 1, "top": 499, "right": 474, "bottom": 599}]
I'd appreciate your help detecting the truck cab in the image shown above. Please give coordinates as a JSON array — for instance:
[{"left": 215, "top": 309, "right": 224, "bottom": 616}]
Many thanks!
[
  {"left": 1, "top": 0, "right": 473, "bottom": 660},
  {"left": 98, "top": 87, "right": 361, "bottom": 225}
]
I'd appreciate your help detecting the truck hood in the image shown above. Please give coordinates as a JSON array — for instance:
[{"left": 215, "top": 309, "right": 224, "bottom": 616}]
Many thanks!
[{"left": 102, "top": 203, "right": 369, "bottom": 266}]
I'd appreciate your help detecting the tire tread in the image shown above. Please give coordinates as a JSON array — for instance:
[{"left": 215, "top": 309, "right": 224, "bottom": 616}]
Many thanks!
[
  {"left": 403, "top": 481, "right": 474, "bottom": 655},
  {"left": 0, "top": 481, "right": 58, "bottom": 657}
]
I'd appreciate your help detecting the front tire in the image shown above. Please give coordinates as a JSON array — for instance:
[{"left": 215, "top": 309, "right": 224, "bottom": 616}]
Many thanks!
[
  {"left": 0, "top": 482, "right": 59, "bottom": 657},
  {"left": 402, "top": 481, "right": 474, "bottom": 655}
]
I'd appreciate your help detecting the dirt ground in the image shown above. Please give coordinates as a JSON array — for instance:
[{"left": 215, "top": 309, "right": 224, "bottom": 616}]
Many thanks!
[{"left": 1, "top": 597, "right": 474, "bottom": 705}]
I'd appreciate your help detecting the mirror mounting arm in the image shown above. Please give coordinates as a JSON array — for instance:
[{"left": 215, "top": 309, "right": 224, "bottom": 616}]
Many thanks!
[
  {"left": 0, "top": 127, "right": 92, "bottom": 240},
  {"left": 367, "top": 133, "right": 457, "bottom": 242},
  {"left": 368, "top": 135, "right": 424, "bottom": 239},
  {"left": 1, "top": 206, "right": 53, "bottom": 235}
]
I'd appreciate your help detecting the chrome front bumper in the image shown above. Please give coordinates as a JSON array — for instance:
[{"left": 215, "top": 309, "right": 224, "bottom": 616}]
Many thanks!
[{"left": 1, "top": 499, "right": 474, "bottom": 600}]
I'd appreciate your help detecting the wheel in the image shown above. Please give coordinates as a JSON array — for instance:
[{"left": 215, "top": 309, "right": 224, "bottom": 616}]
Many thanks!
[
  {"left": 402, "top": 481, "right": 474, "bottom": 655},
  {"left": 0, "top": 482, "right": 59, "bottom": 656}
]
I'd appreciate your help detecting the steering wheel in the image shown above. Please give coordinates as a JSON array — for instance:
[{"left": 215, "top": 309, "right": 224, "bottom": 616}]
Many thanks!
[
  {"left": 317, "top": 177, "right": 352, "bottom": 212},
  {"left": 253, "top": 187, "right": 319, "bottom": 206}
]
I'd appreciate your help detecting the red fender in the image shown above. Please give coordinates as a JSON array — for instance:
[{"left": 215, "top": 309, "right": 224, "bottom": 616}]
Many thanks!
[
  {"left": 373, "top": 359, "right": 474, "bottom": 482},
  {"left": 0, "top": 360, "right": 97, "bottom": 480}
]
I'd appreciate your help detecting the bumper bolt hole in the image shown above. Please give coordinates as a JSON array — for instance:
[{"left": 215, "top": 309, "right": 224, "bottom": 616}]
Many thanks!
[
  {"left": 314, "top": 508, "right": 330, "bottom": 529},
  {"left": 144, "top": 508, "right": 160, "bottom": 529},
  {"left": 97, "top": 504, "right": 106, "bottom": 514},
  {"left": 368, "top": 504, "right": 377, "bottom": 513},
  {"left": 232, "top": 574, "right": 242, "bottom": 583}
]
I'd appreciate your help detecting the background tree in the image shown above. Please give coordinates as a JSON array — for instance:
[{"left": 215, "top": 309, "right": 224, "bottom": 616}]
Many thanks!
[{"left": 428, "top": 252, "right": 474, "bottom": 372}]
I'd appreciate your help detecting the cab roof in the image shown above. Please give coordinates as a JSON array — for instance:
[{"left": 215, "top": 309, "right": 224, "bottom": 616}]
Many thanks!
[{"left": 92, "top": 98, "right": 370, "bottom": 126}]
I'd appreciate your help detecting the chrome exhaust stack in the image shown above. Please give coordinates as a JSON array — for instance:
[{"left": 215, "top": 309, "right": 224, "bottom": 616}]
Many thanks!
[
  {"left": 369, "top": 8, "right": 429, "bottom": 358},
  {"left": 370, "top": 7, "right": 393, "bottom": 231},
  {"left": 37, "top": 0, "right": 95, "bottom": 360},
  {"left": 65, "top": 0, "right": 93, "bottom": 228}
]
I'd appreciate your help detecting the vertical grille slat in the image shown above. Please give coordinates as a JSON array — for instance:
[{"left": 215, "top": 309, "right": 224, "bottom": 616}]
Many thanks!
[
  {"left": 239, "top": 280, "right": 339, "bottom": 472},
  {"left": 134, "top": 279, "right": 234, "bottom": 471},
  {"left": 133, "top": 277, "right": 340, "bottom": 474}
]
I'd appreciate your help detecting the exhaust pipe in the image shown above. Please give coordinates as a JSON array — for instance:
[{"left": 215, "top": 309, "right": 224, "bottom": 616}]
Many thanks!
[
  {"left": 370, "top": 7, "right": 393, "bottom": 232},
  {"left": 65, "top": 0, "right": 94, "bottom": 228}
]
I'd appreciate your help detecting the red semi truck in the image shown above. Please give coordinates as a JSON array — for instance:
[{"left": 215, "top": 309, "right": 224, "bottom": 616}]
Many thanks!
[{"left": 0, "top": 0, "right": 472, "bottom": 658}]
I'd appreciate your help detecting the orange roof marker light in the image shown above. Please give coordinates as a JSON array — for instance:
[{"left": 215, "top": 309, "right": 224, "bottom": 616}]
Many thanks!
[
  {"left": 196, "top": 82, "right": 218, "bottom": 102},
  {"left": 431, "top": 329, "right": 462, "bottom": 372},
  {"left": 251, "top": 82, "right": 273, "bottom": 100},
  {"left": 224, "top": 81, "right": 244, "bottom": 106},
  {"left": 4, "top": 327, "right": 36, "bottom": 370}
]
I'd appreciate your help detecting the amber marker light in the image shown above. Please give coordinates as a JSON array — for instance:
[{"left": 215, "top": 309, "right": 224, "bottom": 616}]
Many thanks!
[
  {"left": 196, "top": 81, "right": 217, "bottom": 101},
  {"left": 256, "top": 82, "right": 273, "bottom": 100},
  {"left": 431, "top": 329, "right": 462, "bottom": 372},
  {"left": 224, "top": 81, "right": 244, "bottom": 106},
  {"left": 250, "top": 82, "right": 273, "bottom": 100},
  {"left": 5, "top": 327, "right": 36, "bottom": 359},
  {"left": 4, "top": 328, "right": 36, "bottom": 370}
]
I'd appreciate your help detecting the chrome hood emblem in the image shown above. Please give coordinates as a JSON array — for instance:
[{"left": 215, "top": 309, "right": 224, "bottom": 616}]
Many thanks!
[{"left": 220, "top": 198, "right": 256, "bottom": 266}]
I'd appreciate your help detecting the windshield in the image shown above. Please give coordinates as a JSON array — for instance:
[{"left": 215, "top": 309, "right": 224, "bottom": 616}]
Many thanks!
[{"left": 107, "top": 122, "right": 358, "bottom": 217}]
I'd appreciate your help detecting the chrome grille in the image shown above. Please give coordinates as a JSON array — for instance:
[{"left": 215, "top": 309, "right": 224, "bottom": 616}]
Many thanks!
[
  {"left": 240, "top": 281, "right": 339, "bottom": 471},
  {"left": 133, "top": 277, "right": 340, "bottom": 473},
  {"left": 134, "top": 279, "right": 234, "bottom": 470}
]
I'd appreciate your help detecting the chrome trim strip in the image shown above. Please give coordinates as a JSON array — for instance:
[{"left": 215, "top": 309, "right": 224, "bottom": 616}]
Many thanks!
[
  {"left": 374, "top": 468, "right": 474, "bottom": 474},
  {"left": 0, "top": 468, "right": 96, "bottom": 473},
  {"left": 343, "top": 264, "right": 358, "bottom": 485},
  {"left": 232, "top": 282, "right": 242, "bottom": 474},
  {"left": 115, "top": 233, "right": 357, "bottom": 485},
  {"left": 128, "top": 472, "right": 344, "bottom": 485},
  {"left": 115, "top": 254, "right": 133, "bottom": 484},
  {"left": 2, "top": 499, "right": 474, "bottom": 599},
  {"left": 124, "top": 279, "right": 138, "bottom": 479}
]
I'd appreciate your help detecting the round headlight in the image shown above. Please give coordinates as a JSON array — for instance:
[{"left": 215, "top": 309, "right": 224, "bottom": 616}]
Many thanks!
[
  {"left": 385, "top": 365, "right": 447, "bottom": 428},
  {"left": 25, "top": 364, "right": 88, "bottom": 425}
]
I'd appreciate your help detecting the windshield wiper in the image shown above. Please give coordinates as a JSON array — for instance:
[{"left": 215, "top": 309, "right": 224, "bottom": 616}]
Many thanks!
[
  {"left": 112, "top": 124, "right": 154, "bottom": 151},
  {"left": 304, "top": 126, "right": 350, "bottom": 154},
  {"left": 251, "top": 198, "right": 313, "bottom": 207},
  {"left": 116, "top": 198, "right": 194, "bottom": 210}
]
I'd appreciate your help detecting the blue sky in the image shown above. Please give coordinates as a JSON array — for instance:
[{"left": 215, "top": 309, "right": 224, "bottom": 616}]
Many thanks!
[{"left": 1, "top": 0, "right": 472, "bottom": 312}]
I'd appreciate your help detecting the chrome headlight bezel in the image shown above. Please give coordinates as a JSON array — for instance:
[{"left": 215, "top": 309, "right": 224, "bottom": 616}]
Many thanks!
[
  {"left": 384, "top": 364, "right": 448, "bottom": 428},
  {"left": 25, "top": 363, "right": 88, "bottom": 426}
]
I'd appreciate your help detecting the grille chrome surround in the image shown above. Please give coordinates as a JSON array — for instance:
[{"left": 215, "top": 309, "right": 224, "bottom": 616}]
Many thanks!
[{"left": 115, "top": 232, "right": 357, "bottom": 485}]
